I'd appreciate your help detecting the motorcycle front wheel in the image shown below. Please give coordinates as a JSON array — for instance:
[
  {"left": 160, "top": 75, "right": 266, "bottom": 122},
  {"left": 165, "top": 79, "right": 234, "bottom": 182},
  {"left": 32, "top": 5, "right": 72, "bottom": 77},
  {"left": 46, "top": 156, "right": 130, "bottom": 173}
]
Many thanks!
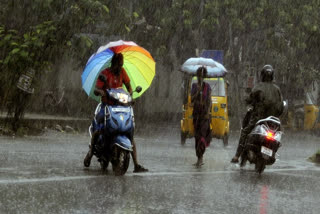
[{"left": 112, "top": 148, "right": 130, "bottom": 176}]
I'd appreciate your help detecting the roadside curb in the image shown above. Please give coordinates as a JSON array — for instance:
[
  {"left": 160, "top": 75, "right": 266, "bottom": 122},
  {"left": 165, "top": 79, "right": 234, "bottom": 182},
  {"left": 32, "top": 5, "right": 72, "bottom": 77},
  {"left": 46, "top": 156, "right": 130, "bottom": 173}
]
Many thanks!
[{"left": 0, "top": 113, "right": 91, "bottom": 133}]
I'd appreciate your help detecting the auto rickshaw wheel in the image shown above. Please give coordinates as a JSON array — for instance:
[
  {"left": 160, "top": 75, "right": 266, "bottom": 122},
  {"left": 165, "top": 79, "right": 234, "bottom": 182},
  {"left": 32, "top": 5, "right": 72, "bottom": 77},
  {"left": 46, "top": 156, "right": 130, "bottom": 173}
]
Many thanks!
[
  {"left": 223, "top": 135, "right": 228, "bottom": 147},
  {"left": 181, "top": 132, "right": 187, "bottom": 145},
  {"left": 294, "top": 112, "right": 304, "bottom": 130}
]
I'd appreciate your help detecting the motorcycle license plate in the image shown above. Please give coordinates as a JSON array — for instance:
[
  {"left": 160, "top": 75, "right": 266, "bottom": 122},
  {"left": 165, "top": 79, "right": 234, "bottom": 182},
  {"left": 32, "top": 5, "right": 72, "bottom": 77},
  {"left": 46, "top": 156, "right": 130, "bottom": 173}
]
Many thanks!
[
  {"left": 261, "top": 146, "right": 273, "bottom": 157},
  {"left": 112, "top": 107, "right": 130, "bottom": 113}
]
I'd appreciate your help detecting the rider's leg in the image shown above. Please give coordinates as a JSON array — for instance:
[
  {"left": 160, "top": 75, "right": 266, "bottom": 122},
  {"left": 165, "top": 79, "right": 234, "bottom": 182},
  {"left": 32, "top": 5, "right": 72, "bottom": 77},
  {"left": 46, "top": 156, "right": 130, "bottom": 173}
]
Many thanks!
[
  {"left": 131, "top": 138, "right": 148, "bottom": 173},
  {"left": 84, "top": 130, "right": 99, "bottom": 167},
  {"left": 84, "top": 103, "right": 104, "bottom": 167},
  {"left": 230, "top": 130, "right": 246, "bottom": 163},
  {"left": 231, "top": 114, "right": 258, "bottom": 163}
]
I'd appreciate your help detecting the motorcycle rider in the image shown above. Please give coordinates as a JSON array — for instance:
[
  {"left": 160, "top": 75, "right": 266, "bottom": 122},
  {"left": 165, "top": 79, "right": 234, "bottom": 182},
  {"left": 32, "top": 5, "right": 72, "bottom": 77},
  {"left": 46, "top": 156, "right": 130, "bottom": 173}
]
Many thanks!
[
  {"left": 231, "top": 65, "right": 284, "bottom": 163},
  {"left": 83, "top": 53, "right": 148, "bottom": 172}
]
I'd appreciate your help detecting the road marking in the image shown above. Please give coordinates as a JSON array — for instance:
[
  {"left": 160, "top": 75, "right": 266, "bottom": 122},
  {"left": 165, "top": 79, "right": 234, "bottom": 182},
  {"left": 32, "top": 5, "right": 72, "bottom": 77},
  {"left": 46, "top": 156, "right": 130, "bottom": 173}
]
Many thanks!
[
  {"left": 0, "top": 166, "right": 319, "bottom": 185},
  {"left": 127, "top": 170, "right": 240, "bottom": 177},
  {"left": 0, "top": 175, "right": 103, "bottom": 185},
  {"left": 126, "top": 167, "right": 320, "bottom": 177},
  {"left": 0, "top": 171, "right": 240, "bottom": 185}
]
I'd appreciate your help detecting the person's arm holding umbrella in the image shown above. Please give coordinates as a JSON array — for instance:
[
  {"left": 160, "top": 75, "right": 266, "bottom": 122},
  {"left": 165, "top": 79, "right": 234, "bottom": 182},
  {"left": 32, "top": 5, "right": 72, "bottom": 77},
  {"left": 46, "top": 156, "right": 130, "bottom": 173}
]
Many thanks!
[{"left": 123, "top": 73, "right": 133, "bottom": 95}]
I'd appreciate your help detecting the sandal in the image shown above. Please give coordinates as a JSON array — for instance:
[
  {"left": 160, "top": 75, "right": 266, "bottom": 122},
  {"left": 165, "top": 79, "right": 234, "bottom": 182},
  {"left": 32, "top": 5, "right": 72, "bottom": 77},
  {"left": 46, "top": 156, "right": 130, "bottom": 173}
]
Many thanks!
[
  {"left": 230, "top": 156, "right": 239, "bottom": 163},
  {"left": 133, "top": 164, "right": 149, "bottom": 173}
]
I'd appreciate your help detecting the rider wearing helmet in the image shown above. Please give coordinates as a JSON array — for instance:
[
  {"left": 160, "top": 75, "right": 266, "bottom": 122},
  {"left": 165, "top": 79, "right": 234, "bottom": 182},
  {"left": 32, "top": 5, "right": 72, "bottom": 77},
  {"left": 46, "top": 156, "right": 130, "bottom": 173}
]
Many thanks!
[{"left": 231, "top": 65, "right": 283, "bottom": 163}]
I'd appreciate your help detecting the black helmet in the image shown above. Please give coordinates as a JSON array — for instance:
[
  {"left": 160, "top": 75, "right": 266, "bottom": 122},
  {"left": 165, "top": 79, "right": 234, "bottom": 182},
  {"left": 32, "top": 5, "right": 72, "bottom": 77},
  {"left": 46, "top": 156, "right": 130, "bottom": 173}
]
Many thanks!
[{"left": 261, "top": 64, "right": 274, "bottom": 82}]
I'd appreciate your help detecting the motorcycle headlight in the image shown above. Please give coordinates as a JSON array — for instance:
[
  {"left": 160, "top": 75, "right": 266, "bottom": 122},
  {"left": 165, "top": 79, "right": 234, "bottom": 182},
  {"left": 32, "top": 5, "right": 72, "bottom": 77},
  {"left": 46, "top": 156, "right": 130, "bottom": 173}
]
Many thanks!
[{"left": 118, "top": 93, "right": 131, "bottom": 104}]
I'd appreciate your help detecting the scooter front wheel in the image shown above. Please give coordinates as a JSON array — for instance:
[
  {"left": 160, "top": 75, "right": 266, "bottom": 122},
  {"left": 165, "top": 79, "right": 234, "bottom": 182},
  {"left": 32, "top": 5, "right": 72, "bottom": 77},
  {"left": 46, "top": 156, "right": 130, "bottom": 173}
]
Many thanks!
[{"left": 112, "top": 148, "right": 130, "bottom": 176}]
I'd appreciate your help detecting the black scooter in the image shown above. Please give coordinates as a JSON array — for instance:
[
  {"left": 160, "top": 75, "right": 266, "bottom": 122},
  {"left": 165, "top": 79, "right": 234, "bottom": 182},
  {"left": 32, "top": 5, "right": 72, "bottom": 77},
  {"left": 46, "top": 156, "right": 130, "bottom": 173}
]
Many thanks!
[{"left": 240, "top": 116, "right": 282, "bottom": 174}]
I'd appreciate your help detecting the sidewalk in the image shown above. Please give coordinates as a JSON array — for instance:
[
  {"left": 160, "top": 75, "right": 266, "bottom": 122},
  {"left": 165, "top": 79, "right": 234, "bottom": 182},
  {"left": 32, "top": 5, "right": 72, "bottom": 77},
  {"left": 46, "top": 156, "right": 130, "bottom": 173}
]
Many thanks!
[
  {"left": 0, "top": 112, "right": 91, "bottom": 132},
  {"left": 0, "top": 112, "right": 180, "bottom": 133}
]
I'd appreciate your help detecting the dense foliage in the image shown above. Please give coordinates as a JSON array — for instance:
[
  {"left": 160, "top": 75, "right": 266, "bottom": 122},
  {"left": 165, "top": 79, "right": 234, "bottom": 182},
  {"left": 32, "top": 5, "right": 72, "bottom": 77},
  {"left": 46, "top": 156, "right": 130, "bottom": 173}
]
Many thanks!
[{"left": 1, "top": 0, "right": 319, "bottom": 130}]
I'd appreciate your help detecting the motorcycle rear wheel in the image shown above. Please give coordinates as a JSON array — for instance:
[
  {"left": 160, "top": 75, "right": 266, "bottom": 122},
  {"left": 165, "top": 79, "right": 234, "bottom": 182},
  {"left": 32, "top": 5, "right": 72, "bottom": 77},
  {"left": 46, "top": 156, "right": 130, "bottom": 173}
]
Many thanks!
[{"left": 112, "top": 149, "right": 130, "bottom": 176}]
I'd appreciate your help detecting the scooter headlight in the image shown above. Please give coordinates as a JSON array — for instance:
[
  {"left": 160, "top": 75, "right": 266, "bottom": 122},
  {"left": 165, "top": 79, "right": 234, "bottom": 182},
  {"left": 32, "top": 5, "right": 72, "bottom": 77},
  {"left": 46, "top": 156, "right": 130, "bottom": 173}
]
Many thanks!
[
  {"left": 108, "top": 89, "right": 132, "bottom": 104},
  {"left": 109, "top": 91, "right": 119, "bottom": 100},
  {"left": 118, "top": 93, "right": 131, "bottom": 103}
]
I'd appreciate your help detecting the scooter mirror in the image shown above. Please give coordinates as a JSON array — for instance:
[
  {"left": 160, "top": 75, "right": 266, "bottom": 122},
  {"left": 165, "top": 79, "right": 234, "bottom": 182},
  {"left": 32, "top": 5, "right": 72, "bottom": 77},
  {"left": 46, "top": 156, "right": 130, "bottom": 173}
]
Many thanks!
[{"left": 135, "top": 86, "right": 142, "bottom": 93}]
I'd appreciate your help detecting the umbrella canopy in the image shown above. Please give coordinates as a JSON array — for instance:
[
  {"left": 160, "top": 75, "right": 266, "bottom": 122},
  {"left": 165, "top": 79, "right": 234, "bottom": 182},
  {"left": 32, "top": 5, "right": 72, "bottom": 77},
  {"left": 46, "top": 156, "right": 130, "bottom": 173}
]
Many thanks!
[
  {"left": 81, "top": 40, "right": 155, "bottom": 101},
  {"left": 181, "top": 57, "right": 227, "bottom": 77}
]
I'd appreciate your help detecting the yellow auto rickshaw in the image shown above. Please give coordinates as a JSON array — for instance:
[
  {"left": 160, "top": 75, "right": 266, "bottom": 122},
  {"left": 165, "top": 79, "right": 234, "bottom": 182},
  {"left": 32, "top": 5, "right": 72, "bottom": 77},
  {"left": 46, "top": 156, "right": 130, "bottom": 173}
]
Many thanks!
[
  {"left": 180, "top": 76, "right": 229, "bottom": 146},
  {"left": 287, "top": 91, "right": 320, "bottom": 131}
]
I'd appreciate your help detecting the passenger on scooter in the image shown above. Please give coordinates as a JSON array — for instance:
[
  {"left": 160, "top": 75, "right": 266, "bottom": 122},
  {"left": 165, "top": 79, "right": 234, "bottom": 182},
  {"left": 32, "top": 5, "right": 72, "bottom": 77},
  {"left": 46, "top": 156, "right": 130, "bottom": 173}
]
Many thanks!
[
  {"left": 231, "top": 65, "right": 284, "bottom": 163},
  {"left": 83, "top": 53, "right": 148, "bottom": 173}
]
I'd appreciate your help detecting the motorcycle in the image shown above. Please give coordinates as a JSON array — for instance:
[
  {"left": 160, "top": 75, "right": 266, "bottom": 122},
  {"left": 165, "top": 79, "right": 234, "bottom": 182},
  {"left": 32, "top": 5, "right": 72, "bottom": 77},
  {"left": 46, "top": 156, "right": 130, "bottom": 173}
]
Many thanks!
[
  {"left": 89, "top": 85, "right": 142, "bottom": 176},
  {"left": 240, "top": 116, "right": 283, "bottom": 174}
]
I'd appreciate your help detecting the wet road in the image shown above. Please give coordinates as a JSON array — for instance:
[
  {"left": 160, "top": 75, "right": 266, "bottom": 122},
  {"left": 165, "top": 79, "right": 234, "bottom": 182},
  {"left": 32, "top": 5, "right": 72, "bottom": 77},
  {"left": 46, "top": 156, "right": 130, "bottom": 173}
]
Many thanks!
[{"left": 0, "top": 124, "right": 319, "bottom": 214}]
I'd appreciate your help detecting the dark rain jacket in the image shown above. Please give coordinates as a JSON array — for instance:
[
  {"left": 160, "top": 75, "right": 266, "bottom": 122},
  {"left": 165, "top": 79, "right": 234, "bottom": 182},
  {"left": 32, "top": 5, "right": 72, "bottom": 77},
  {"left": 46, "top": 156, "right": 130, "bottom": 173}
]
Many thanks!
[{"left": 246, "top": 82, "right": 283, "bottom": 118}]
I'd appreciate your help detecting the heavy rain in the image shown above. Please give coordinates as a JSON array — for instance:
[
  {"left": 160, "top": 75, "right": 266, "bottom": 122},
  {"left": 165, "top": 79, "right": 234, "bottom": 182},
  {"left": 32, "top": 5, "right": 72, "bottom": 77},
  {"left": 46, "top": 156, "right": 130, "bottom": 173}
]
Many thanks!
[{"left": 0, "top": 1, "right": 319, "bottom": 213}]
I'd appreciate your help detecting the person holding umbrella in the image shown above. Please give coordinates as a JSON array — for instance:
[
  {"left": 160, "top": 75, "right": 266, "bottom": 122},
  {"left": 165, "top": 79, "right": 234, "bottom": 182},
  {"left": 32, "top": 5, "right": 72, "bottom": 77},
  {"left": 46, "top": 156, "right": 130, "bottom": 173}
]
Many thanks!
[
  {"left": 83, "top": 53, "right": 148, "bottom": 173},
  {"left": 191, "top": 66, "right": 212, "bottom": 167}
]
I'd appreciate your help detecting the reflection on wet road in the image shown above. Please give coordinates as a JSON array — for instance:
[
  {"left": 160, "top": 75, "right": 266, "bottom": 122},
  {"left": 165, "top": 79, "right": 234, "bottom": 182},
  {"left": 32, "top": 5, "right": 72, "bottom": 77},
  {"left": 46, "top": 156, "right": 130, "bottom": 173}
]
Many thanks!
[{"left": 0, "top": 126, "right": 319, "bottom": 214}]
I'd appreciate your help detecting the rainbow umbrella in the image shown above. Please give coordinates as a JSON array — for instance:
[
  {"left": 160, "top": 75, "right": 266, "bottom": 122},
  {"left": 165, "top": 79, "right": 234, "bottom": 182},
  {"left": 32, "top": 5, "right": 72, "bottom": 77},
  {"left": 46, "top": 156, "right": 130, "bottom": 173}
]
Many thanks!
[{"left": 81, "top": 40, "right": 155, "bottom": 101}]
